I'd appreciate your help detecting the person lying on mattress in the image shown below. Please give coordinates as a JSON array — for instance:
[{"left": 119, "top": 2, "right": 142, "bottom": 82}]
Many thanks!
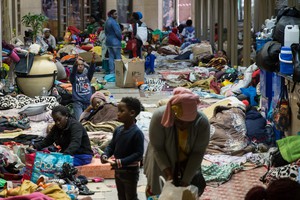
[
  {"left": 79, "top": 91, "right": 118, "bottom": 124},
  {"left": 31, "top": 105, "right": 93, "bottom": 166}
]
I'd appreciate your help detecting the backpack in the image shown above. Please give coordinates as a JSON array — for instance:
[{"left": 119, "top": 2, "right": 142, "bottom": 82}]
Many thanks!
[{"left": 136, "top": 22, "right": 148, "bottom": 44}]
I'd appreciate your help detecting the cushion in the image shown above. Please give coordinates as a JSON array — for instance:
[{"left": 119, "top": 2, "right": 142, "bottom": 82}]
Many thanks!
[{"left": 18, "top": 103, "right": 48, "bottom": 116}]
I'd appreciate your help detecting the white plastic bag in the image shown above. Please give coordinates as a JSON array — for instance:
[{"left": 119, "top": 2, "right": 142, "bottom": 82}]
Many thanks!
[
  {"left": 158, "top": 176, "right": 198, "bottom": 200},
  {"left": 136, "top": 22, "right": 148, "bottom": 44},
  {"left": 28, "top": 43, "right": 41, "bottom": 54}
]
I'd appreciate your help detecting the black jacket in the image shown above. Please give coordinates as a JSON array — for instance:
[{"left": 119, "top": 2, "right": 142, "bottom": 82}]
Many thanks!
[{"left": 34, "top": 118, "right": 93, "bottom": 156}]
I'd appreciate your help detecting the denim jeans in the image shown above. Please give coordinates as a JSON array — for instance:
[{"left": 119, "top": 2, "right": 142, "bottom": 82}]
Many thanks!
[
  {"left": 115, "top": 168, "right": 139, "bottom": 200},
  {"left": 108, "top": 47, "right": 121, "bottom": 74},
  {"left": 73, "top": 101, "right": 89, "bottom": 121}
]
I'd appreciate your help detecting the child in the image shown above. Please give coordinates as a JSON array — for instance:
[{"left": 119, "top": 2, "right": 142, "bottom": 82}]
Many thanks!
[
  {"left": 145, "top": 47, "right": 156, "bottom": 75},
  {"left": 70, "top": 53, "right": 96, "bottom": 120},
  {"left": 101, "top": 97, "right": 144, "bottom": 200}
]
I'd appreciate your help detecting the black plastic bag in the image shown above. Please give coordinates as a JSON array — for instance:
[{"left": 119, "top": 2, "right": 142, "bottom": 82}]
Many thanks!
[
  {"left": 256, "top": 41, "right": 281, "bottom": 72},
  {"left": 291, "top": 43, "right": 300, "bottom": 82}
]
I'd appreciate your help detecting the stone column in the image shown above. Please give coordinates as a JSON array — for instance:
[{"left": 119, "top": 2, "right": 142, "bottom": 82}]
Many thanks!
[{"left": 243, "top": 0, "right": 251, "bottom": 67}]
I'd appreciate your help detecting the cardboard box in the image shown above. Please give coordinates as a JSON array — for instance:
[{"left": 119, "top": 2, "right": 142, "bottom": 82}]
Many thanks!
[{"left": 115, "top": 59, "right": 145, "bottom": 88}]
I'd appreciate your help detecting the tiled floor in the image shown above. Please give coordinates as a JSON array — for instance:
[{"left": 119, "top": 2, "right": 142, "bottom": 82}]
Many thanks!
[{"left": 78, "top": 169, "right": 148, "bottom": 200}]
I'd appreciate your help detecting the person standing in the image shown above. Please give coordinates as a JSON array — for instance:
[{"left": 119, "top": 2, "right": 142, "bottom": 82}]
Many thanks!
[
  {"left": 70, "top": 54, "right": 96, "bottom": 121},
  {"left": 144, "top": 87, "right": 210, "bottom": 197},
  {"left": 105, "top": 9, "right": 122, "bottom": 74},
  {"left": 101, "top": 97, "right": 144, "bottom": 200},
  {"left": 128, "top": 12, "right": 146, "bottom": 59}
]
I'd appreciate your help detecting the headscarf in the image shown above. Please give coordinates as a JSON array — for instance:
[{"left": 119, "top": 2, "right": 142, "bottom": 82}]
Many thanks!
[
  {"left": 161, "top": 87, "right": 200, "bottom": 127},
  {"left": 136, "top": 11, "right": 143, "bottom": 20},
  {"left": 90, "top": 91, "right": 107, "bottom": 104}
]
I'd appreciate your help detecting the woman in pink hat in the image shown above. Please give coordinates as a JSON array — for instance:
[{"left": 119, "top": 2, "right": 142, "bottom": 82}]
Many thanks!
[
  {"left": 80, "top": 91, "right": 118, "bottom": 124},
  {"left": 144, "top": 87, "right": 210, "bottom": 197}
]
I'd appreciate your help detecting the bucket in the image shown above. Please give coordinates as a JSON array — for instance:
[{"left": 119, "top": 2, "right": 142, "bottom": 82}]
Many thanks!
[
  {"left": 256, "top": 38, "right": 272, "bottom": 51},
  {"left": 9, "top": 49, "right": 20, "bottom": 63},
  {"left": 279, "top": 46, "right": 293, "bottom": 75},
  {"left": 284, "top": 25, "right": 299, "bottom": 47}
]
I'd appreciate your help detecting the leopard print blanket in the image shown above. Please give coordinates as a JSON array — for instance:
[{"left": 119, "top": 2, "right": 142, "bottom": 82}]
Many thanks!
[{"left": 0, "top": 94, "right": 59, "bottom": 110}]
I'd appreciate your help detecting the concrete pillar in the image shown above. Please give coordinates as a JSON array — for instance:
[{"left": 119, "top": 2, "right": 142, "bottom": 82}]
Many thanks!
[
  {"left": 209, "top": 0, "right": 215, "bottom": 48},
  {"left": 106, "top": 0, "right": 117, "bottom": 17},
  {"left": 194, "top": 0, "right": 201, "bottom": 39},
  {"left": 226, "top": 0, "right": 231, "bottom": 58},
  {"left": 217, "top": 0, "right": 224, "bottom": 50},
  {"left": 202, "top": 0, "right": 208, "bottom": 40},
  {"left": 229, "top": 0, "right": 238, "bottom": 66},
  {"left": 243, "top": 0, "right": 251, "bottom": 67},
  {"left": 0, "top": 0, "right": 2, "bottom": 67}
]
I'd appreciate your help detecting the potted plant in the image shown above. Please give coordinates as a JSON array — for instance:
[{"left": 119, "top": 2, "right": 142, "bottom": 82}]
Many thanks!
[{"left": 21, "top": 12, "right": 48, "bottom": 42}]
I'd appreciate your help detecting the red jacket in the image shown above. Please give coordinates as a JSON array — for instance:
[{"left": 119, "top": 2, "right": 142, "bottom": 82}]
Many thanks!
[{"left": 168, "top": 32, "right": 181, "bottom": 47}]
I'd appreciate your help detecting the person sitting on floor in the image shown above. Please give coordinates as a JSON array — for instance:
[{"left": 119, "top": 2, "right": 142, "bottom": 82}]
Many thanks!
[
  {"left": 180, "top": 19, "right": 200, "bottom": 50},
  {"left": 168, "top": 27, "right": 181, "bottom": 47},
  {"left": 80, "top": 91, "right": 118, "bottom": 124},
  {"left": 31, "top": 105, "right": 94, "bottom": 166},
  {"left": 43, "top": 28, "right": 56, "bottom": 52}
]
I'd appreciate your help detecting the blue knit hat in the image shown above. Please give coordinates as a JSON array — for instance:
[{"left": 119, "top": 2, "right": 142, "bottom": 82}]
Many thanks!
[{"left": 136, "top": 11, "right": 143, "bottom": 20}]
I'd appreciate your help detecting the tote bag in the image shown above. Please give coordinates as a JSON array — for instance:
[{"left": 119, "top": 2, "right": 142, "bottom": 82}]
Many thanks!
[
  {"left": 31, "top": 151, "right": 73, "bottom": 183},
  {"left": 273, "top": 84, "right": 291, "bottom": 131}
]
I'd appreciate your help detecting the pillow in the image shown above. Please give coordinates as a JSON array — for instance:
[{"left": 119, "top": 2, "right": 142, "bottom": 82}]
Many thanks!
[{"left": 18, "top": 103, "right": 48, "bottom": 116}]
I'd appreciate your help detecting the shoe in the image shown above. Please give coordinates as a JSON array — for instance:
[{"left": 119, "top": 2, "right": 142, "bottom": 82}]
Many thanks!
[
  {"left": 77, "top": 175, "right": 88, "bottom": 185},
  {"left": 78, "top": 184, "right": 95, "bottom": 195}
]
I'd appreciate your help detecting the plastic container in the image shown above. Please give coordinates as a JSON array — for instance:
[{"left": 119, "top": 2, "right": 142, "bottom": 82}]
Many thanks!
[
  {"left": 284, "top": 25, "right": 299, "bottom": 47},
  {"left": 279, "top": 46, "right": 294, "bottom": 75},
  {"left": 40, "top": 87, "right": 48, "bottom": 96},
  {"left": 256, "top": 38, "right": 272, "bottom": 51},
  {"left": 109, "top": 94, "right": 115, "bottom": 104},
  {"left": 9, "top": 49, "right": 20, "bottom": 63}
]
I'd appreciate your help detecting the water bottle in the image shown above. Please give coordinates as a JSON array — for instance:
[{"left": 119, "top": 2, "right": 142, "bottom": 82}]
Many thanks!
[
  {"left": 9, "top": 83, "right": 14, "bottom": 93},
  {"left": 41, "top": 87, "right": 48, "bottom": 96},
  {"left": 109, "top": 94, "right": 115, "bottom": 104}
]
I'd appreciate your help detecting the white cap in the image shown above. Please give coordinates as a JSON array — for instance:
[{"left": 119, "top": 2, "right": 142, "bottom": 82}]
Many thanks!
[{"left": 43, "top": 28, "right": 50, "bottom": 33}]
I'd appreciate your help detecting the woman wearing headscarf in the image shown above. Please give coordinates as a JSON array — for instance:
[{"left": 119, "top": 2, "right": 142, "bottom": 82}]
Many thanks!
[
  {"left": 144, "top": 87, "right": 210, "bottom": 197},
  {"left": 79, "top": 91, "right": 118, "bottom": 124},
  {"left": 128, "top": 11, "right": 146, "bottom": 58}
]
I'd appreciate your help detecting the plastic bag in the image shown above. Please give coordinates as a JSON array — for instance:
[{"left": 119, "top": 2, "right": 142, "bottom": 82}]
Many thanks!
[
  {"left": 256, "top": 41, "right": 281, "bottom": 72},
  {"left": 158, "top": 176, "right": 198, "bottom": 200},
  {"left": 31, "top": 151, "right": 73, "bottom": 183},
  {"left": 136, "top": 23, "right": 148, "bottom": 44},
  {"left": 35, "top": 36, "right": 49, "bottom": 53}
]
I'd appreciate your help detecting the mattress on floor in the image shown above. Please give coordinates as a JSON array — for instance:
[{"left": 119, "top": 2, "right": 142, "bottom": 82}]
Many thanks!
[{"left": 76, "top": 158, "right": 115, "bottom": 179}]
